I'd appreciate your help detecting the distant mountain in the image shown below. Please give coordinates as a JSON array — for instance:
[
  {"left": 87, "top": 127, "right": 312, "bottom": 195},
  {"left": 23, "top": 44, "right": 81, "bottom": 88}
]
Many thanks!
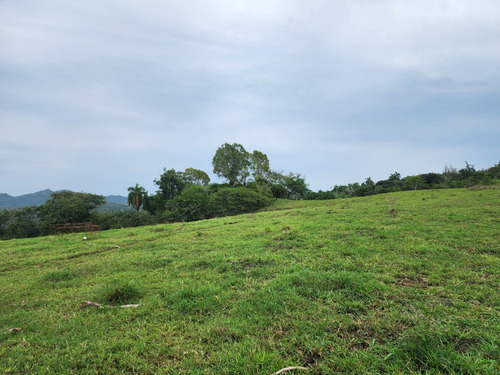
[
  {"left": 105, "top": 195, "right": 128, "bottom": 204},
  {"left": 0, "top": 189, "right": 54, "bottom": 208},
  {"left": 0, "top": 190, "right": 128, "bottom": 209}
]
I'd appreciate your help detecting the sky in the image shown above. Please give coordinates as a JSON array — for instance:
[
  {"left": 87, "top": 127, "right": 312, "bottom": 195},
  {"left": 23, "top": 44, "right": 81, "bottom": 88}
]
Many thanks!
[{"left": 1, "top": 0, "right": 499, "bottom": 197}]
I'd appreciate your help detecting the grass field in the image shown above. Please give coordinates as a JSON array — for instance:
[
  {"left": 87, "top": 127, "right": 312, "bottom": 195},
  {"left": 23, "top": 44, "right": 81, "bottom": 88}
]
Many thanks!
[{"left": 1, "top": 187, "right": 499, "bottom": 374}]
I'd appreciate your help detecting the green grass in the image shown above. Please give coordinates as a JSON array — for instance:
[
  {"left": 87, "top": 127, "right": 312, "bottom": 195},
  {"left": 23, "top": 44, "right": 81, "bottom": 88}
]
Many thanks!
[{"left": 1, "top": 187, "right": 499, "bottom": 374}]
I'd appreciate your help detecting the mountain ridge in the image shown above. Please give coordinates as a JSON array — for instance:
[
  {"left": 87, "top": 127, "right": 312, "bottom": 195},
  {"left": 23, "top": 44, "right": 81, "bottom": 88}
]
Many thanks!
[{"left": 0, "top": 189, "right": 127, "bottom": 209}]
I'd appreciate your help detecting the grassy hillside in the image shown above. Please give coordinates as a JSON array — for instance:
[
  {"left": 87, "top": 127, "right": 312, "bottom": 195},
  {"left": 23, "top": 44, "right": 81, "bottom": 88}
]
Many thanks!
[{"left": 1, "top": 187, "right": 499, "bottom": 374}]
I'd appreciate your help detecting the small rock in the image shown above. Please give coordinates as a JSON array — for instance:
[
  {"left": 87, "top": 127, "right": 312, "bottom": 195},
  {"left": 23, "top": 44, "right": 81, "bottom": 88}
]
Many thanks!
[{"left": 9, "top": 327, "right": 22, "bottom": 333}]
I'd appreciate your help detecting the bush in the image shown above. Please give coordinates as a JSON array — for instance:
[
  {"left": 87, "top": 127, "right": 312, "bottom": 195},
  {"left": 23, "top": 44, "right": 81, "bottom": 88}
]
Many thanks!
[
  {"left": 210, "top": 187, "right": 272, "bottom": 217},
  {"left": 0, "top": 207, "right": 41, "bottom": 240},
  {"left": 91, "top": 211, "right": 155, "bottom": 230},
  {"left": 166, "top": 185, "right": 211, "bottom": 222},
  {"left": 270, "top": 184, "right": 287, "bottom": 199}
]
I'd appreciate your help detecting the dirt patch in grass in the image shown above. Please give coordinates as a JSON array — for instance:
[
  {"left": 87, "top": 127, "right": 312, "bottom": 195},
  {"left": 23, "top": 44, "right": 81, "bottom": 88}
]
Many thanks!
[
  {"left": 300, "top": 348, "right": 323, "bottom": 366},
  {"left": 230, "top": 257, "right": 274, "bottom": 272},
  {"left": 394, "top": 276, "right": 431, "bottom": 288}
]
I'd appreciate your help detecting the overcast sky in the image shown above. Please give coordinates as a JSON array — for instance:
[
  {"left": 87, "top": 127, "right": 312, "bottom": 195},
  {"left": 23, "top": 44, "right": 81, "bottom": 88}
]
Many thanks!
[{"left": 1, "top": 0, "right": 499, "bottom": 196}]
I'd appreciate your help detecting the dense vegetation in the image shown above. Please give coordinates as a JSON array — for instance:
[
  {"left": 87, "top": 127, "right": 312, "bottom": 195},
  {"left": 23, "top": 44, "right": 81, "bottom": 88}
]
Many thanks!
[
  {"left": 0, "top": 142, "right": 498, "bottom": 240},
  {"left": 1, "top": 187, "right": 498, "bottom": 373},
  {"left": 307, "top": 162, "right": 500, "bottom": 200}
]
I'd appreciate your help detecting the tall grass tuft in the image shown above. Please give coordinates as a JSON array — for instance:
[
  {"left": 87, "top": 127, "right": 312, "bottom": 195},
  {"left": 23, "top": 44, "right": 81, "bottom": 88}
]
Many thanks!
[{"left": 98, "top": 279, "right": 143, "bottom": 305}]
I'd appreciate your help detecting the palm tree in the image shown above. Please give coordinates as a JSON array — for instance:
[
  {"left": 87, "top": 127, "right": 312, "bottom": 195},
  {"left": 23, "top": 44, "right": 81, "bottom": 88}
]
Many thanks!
[{"left": 127, "top": 184, "right": 147, "bottom": 212}]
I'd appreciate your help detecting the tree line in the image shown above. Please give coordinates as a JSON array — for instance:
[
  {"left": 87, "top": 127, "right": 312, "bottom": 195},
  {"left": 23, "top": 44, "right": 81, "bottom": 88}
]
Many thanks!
[
  {"left": 306, "top": 161, "right": 500, "bottom": 200},
  {"left": 0, "top": 143, "right": 307, "bottom": 240},
  {"left": 125, "top": 143, "right": 308, "bottom": 220},
  {"left": 1, "top": 142, "right": 498, "bottom": 241}
]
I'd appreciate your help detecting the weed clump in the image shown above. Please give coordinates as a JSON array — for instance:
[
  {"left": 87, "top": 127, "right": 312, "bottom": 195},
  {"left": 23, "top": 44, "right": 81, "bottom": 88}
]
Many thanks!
[{"left": 98, "top": 279, "right": 143, "bottom": 305}]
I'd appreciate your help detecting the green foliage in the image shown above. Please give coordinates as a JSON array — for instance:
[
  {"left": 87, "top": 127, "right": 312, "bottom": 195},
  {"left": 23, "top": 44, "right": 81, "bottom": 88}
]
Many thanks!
[
  {"left": 459, "top": 161, "right": 476, "bottom": 179},
  {"left": 250, "top": 150, "right": 270, "bottom": 180},
  {"left": 420, "top": 172, "right": 445, "bottom": 187},
  {"left": 212, "top": 143, "right": 251, "bottom": 186},
  {"left": 154, "top": 168, "right": 187, "bottom": 201},
  {"left": 184, "top": 168, "right": 210, "bottom": 186},
  {"left": 404, "top": 175, "right": 424, "bottom": 191},
  {"left": 143, "top": 192, "right": 164, "bottom": 215},
  {"left": 308, "top": 161, "right": 500, "bottom": 201},
  {"left": 210, "top": 187, "right": 272, "bottom": 216},
  {"left": 91, "top": 210, "right": 155, "bottom": 230},
  {"left": 39, "top": 191, "right": 105, "bottom": 232},
  {"left": 0, "top": 207, "right": 41, "bottom": 240},
  {"left": 247, "top": 177, "right": 273, "bottom": 197},
  {"left": 443, "top": 164, "right": 459, "bottom": 182},
  {"left": 270, "top": 183, "right": 287, "bottom": 198},
  {"left": 167, "top": 185, "right": 211, "bottom": 222},
  {"left": 127, "top": 183, "right": 147, "bottom": 212},
  {"left": 282, "top": 172, "right": 310, "bottom": 199},
  {"left": 487, "top": 161, "right": 500, "bottom": 178},
  {"left": 355, "top": 177, "right": 376, "bottom": 197}
]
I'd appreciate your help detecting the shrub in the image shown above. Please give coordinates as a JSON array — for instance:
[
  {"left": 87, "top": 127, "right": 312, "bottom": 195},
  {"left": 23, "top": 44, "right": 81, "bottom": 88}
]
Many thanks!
[
  {"left": 210, "top": 187, "right": 272, "bottom": 217},
  {"left": 91, "top": 211, "right": 155, "bottom": 230},
  {"left": 167, "top": 185, "right": 211, "bottom": 222},
  {"left": 270, "top": 184, "right": 287, "bottom": 199},
  {"left": 0, "top": 207, "right": 41, "bottom": 239}
]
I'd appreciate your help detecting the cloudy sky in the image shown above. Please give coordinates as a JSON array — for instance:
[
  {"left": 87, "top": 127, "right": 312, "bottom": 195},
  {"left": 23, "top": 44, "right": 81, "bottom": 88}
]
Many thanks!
[{"left": 1, "top": 0, "right": 499, "bottom": 196}]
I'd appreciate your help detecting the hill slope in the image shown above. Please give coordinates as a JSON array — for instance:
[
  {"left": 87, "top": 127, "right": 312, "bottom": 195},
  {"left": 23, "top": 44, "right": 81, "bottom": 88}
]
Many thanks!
[
  {"left": 0, "top": 187, "right": 499, "bottom": 374},
  {"left": 0, "top": 189, "right": 54, "bottom": 208}
]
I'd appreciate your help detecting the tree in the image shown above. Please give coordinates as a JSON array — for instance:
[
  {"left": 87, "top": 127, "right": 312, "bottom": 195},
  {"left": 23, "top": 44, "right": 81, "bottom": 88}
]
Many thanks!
[
  {"left": 405, "top": 175, "right": 423, "bottom": 191},
  {"left": 250, "top": 150, "right": 270, "bottom": 180},
  {"left": 143, "top": 192, "right": 164, "bottom": 215},
  {"left": 459, "top": 161, "right": 476, "bottom": 179},
  {"left": 154, "top": 168, "right": 187, "bottom": 200},
  {"left": 127, "top": 183, "right": 147, "bottom": 212},
  {"left": 415, "top": 173, "right": 443, "bottom": 189},
  {"left": 184, "top": 168, "right": 210, "bottom": 186},
  {"left": 0, "top": 207, "right": 41, "bottom": 240},
  {"left": 389, "top": 172, "right": 401, "bottom": 183},
  {"left": 40, "top": 191, "right": 105, "bottom": 232},
  {"left": 443, "top": 164, "right": 459, "bottom": 183},
  {"left": 270, "top": 183, "right": 287, "bottom": 198},
  {"left": 283, "top": 173, "right": 309, "bottom": 200},
  {"left": 487, "top": 162, "right": 500, "bottom": 178},
  {"left": 212, "top": 143, "right": 251, "bottom": 186},
  {"left": 356, "top": 177, "right": 375, "bottom": 197},
  {"left": 375, "top": 172, "right": 403, "bottom": 193}
]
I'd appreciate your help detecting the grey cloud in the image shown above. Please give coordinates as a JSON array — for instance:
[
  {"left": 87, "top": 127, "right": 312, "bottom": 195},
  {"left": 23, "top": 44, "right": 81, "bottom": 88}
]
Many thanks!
[{"left": 1, "top": 0, "right": 499, "bottom": 195}]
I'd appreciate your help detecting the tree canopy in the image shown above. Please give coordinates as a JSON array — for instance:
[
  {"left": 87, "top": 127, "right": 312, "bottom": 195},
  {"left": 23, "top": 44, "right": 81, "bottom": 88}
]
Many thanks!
[
  {"left": 127, "top": 184, "right": 147, "bottom": 212},
  {"left": 212, "top": 143, "right": 251, "bottom": 187},
  {"left": 184, "top": 168, "right": 210, "bottom": 186},
  {"left": 250, "top": 150, "right": 270, "bottom": 180},
  {"left": 39, "top": 191, "right": 105, "bottom": 231},
  {"left": 154, "top": 169, "right": 187, "bottom": 200}
]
